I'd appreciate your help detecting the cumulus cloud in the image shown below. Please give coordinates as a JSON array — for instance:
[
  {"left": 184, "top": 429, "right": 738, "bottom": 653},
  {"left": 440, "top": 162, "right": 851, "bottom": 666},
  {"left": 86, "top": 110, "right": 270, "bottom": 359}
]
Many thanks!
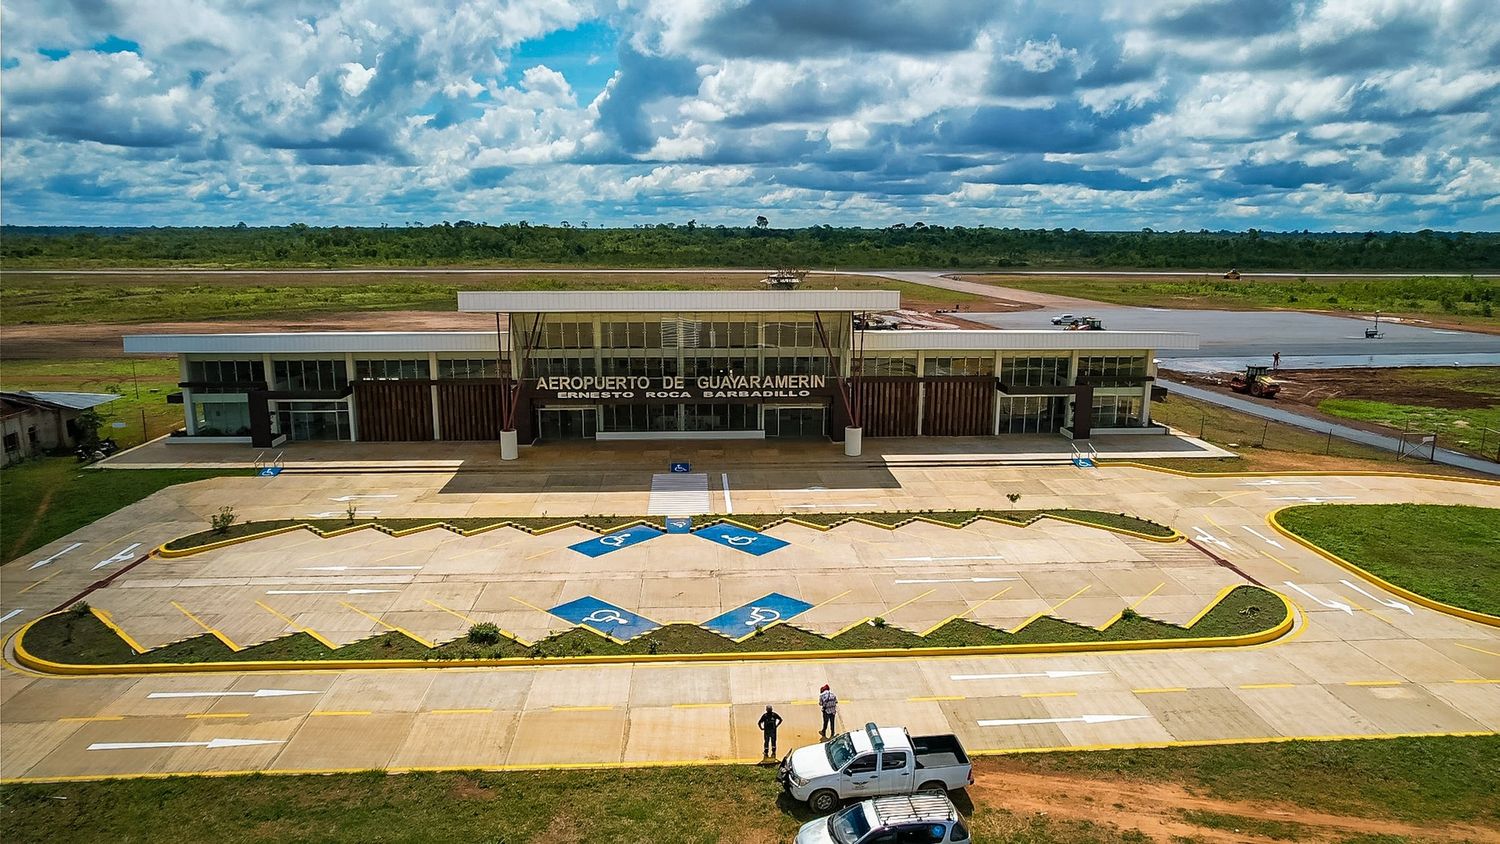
[{"left": 2, "top": 0, "right": 1497, "bottom": 229}]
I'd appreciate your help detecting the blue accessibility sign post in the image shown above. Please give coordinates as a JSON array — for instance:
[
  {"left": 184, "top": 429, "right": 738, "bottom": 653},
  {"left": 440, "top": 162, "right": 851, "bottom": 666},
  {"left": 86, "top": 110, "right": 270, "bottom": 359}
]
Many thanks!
[
  {"left": 702, "top": 592, "right": 814, "bottom": 640},
  {"left": 568, "top": 525, "right": 663, "bottom": 558},
  {"left": 694, "top": 523, "right": 789, "bottom": 556},
  {"left": 548, "top": 596, "right": 660, "bottom": 642},
  {"left": 670, "top": 461, "right": 691, "bottom": 473}
]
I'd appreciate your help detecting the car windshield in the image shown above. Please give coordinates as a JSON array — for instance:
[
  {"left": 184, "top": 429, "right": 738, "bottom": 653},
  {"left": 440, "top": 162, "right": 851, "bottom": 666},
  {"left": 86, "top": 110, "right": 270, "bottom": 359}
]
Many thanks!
[
  {"left": 826, "top": 804, "right": 872, "bottom": 844},
  {"left": 825, "top": 734, "right": 856, "bottom": 769}
]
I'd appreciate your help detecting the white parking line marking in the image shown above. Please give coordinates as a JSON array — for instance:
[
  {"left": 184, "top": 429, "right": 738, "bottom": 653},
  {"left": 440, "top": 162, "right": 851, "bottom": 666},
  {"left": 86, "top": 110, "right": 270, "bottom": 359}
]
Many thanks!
[
  {"left": 88, "top": 738, "right": 284, "bottom": 751},
  {"left": 951, "top": 670, "right": 1105, "bottom": 681},
  {"left": 978, "top": 714, "right": 1146, "bottom": 727}
]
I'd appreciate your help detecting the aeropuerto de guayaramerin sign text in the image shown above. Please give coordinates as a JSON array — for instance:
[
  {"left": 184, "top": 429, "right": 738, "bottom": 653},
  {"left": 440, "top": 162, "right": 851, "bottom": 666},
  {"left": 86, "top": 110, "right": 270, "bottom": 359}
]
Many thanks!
[{"left": 531, "top": 374, "right": 832, "bottom": 401}]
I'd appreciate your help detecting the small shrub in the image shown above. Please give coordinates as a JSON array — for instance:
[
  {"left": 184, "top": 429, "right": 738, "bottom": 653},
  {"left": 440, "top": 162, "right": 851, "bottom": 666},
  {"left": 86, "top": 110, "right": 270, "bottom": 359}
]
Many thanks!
[
  {"left": 69, "top": 601, "right": 91, "bottom": 617},
  {"left": 647, "top": 638, "right": 660, "bottom": 655},
  {"left": 1119, "top": 607, "right": 1140, "bottom": 622},
  {"left": 467, "top": 622, "right": 501, "bottom": 645},
  {"left": 346, "top": 502, "right": 358, "bottom": 522},
  {"left": 210, "top": 505, "right": 237, "bottom": 534},
  {"left": 1006, "top": 493, "right": 1022, "bottom": 506},
  {"left": 872, "top": 616, "right": 887, "bottom": 628}
]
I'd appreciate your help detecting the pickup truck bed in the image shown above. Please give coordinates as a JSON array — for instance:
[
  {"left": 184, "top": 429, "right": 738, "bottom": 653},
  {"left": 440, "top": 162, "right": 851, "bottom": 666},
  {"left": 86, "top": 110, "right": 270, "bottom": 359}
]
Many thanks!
[
  {"left": 916, "top": 751, "right": 964, "bottom": 770},
  {"left": 913, "top": 734, "right": 969, "bottom": 768}
]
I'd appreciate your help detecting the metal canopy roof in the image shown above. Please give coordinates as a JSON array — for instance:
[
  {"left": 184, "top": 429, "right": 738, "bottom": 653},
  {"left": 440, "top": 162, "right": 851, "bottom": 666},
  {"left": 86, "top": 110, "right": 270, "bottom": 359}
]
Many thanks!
[
  {"left": 457, "top": 290, "right": 900, "bottom": 313},
  {"left": 0, "top": 390, "right": 121, "bottom": 411},
  {"left": 123, "top": 332, "right": 502, "bottom": 355},
  {"left": 861, "top": 329, "right": 1199, "bottom": 351}
]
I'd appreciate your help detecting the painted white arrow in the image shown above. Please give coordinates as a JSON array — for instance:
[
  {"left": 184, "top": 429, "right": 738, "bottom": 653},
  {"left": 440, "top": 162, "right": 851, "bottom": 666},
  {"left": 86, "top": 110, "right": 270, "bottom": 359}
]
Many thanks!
[
  {"left": 1239, "top": 480, "right": 1321, "bottom": 486},
  {"left": 1191, "top": 527, "right": 1233, "bottom": 551},
  {"left": 298, "top": 566, "right": 422, "bottom": 572},
  {"left": 1269, "top": 496, "right": 1356, "bottom": 503},
  {"left": 978, "top": 714, "right": 1147, "bottom": 727},
  {"left": 1283, "top": 581, "right": 1354, "bottom": 615},
  {"left": 1339, "top": 580, "right": 1414, "bottom": 615},
  {"left": 894, "top": 576, "right": 1017, "bottom": 584},
  {"left": 0, "top": 608, "right": 25, "bottom": 624},
  {"left": 88, "top": 738, "right": 284, "bottom": 751},
  {"left": 91, "top": 543, "right": 143, "bottom": 571},
  {"left": 329, "top": 494, "right": 397, "bottom": 502},
  {"left": 266, "top": 588, "right": 398, "bottom": 595},
  {"left": 951, "top": 670, "right": 1105, "bottom": 681},
  {"left": 147, "top": 689, "right": 320, "bottom": 700},
  {"left": 29, "top": 542, "right": 83, "bottom": 570},
  {"left": 1241, "top": 526, "right": 1285, "bottom": 549},
  {"left": 305, "top": 511, "right": 381, "bottom": 518}
]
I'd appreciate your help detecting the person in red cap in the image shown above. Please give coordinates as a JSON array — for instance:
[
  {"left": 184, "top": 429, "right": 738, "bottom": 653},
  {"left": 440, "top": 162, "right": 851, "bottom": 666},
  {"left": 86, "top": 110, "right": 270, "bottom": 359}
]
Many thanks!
[{"left": 818, "top": 684, "right": 839, "bottom": 739}]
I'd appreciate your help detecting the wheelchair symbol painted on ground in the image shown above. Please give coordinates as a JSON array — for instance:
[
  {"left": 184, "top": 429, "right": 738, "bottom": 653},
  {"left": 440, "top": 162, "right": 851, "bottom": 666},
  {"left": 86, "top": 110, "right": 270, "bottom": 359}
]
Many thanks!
[
  {"left": 702, "top": 593, "right": 814, "bottom": 639},
  {"left": 548, "top": 596, "right": 660, "bottom": 640},
  {"left": 694, "top": 523, "right": 789, "bottom": 556},
  {"left": 568, "top": 526, "right": 663, "bottom": 558}
]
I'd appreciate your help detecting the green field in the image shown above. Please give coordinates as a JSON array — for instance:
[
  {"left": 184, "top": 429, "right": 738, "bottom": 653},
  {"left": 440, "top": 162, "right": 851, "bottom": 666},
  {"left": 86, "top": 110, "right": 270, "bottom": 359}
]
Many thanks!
[
  {"left": 1276, "top": 504, "right": 1500, "bottom": 616},
  {"left": 2, "top": 736, "right": 1494, "bottom": 842},
  {"left": 0, "top": 458, "right": 242, "bottom": 563},
  {"left": 1315, "top": 367, "right": 1500, "bottom": 454},
  {"left": 968, "top": 274, "right": 1499, "bottom": 326},
  {"left": 0, "top": 358, "right": 182, "bottom": 446},
  {"left": 0, "top": 272, "right": 965, "bottom": 325}
]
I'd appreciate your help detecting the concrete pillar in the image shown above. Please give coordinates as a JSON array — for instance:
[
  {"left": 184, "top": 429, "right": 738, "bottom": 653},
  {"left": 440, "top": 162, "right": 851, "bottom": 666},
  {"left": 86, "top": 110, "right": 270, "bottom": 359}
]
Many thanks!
[
  {"left": 179, "top": 356, "right": 197, "bottom": 435},
  {"left": 844, "top": 426, "right": 863, "bottom": 457}
]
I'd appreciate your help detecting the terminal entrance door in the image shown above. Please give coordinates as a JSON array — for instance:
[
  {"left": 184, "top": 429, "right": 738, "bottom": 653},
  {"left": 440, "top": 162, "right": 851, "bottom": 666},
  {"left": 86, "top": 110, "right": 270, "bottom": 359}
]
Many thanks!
[
  {"left": 764, "top": 406, "right": 827, "bottom": 438},
  {"left": 537, "top": 407, "right": 597, "bottom": 440}
]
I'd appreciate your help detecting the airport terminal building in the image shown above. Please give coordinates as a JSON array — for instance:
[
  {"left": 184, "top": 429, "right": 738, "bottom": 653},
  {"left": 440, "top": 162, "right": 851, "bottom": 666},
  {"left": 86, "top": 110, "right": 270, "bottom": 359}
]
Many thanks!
[{"left": 123, "top": 290, "right": 1197, "bottom": 451}]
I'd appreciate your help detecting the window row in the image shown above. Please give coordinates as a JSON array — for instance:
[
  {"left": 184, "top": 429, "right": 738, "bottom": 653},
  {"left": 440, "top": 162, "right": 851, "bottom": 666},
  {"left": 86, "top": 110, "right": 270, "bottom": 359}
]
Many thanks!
[
  {"left": 1090, "top": 395, "right": 1143, "bottom": 428},
  {"left": 528, "top": 315, "right": 834, "bottom": 351},
  {"left": 924, "top": 356, "right": 993, "bottom": 376},
  {"left": 1077, "top": 355, "right": 1148, "bottom": 383},
  {"left": 187, "top": 360, "right": 264, "bottom": 387},
  {"left": 999, "top": 354, "right": 1070, "bottom": 387}
]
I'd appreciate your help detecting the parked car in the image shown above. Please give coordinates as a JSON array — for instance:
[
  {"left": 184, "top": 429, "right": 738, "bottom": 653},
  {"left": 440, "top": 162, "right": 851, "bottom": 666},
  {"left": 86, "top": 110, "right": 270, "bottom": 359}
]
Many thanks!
[
  {"left": 778, "top": 723, "right": 972, "bottom": 813},
  {"left": 1049, "top": 313, "right": 1076, "bottom": 325},
  {"left": 794, "top": 793, "right": 971, "bottom": 844}
]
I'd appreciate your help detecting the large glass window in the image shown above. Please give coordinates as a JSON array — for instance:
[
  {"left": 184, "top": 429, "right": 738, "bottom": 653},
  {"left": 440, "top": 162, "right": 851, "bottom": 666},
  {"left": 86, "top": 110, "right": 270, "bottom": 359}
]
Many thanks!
[
  {"left": 190, "top": 395, "right": 252, "bottom": 436},
  {"left": 997, "top": 396, "right": 1066, "bottom": 434},
  {"left": 1077, "top": 355, "right": 1147, "bottom": 385},
  {"left": 187, "top": 359, "right": 264, "bottom": 388},
  {"left": 274, "top": 359, "right": 347, "bottom": 391},
  {"left": 764, "top": 406, "right": 826, "bottom": 438},
  {"left": 999, "top": 354, "right": 1070, "bottom": 387},
  {"left": 529, "top": 356, "right": 597, "bottom": 377},
  {"left": 858, "top": 354, "right": 917, "bottom": 376},
  {"left": 923, "top": 356, "right": 994, "bottom": 376},
  {"left": 437, "top": 359, "right": 500, "bottom": 379},
  {"left": 1091, "top": 395, "right": 1143, "bottom": 428},
  {"left": 355, "top": 359, "right": 430, "bottom": 381},
  {"left": 274, "top": 400, "right": 352, "bottom": 440}
]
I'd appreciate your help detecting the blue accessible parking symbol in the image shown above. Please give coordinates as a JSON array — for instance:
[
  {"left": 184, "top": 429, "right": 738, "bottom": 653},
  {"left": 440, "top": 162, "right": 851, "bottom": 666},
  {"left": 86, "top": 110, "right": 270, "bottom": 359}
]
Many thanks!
[
  {"left": 665, "top": 517, "right": 693, "bottom": 534},
  {"left": 568, "top": 525, "right": 662, "bottom": 558},
  {"left": 702, "top": 592, "right": 814, "bottom": 640},
  {"left": 694, "top": 523, "right": 788, "bottom": 556},
  {"left": 549, "top": 596, "right": 660, "bottom": 641},
  {"left": 670, "top": 461, "right": 691, "bottom": 473}
]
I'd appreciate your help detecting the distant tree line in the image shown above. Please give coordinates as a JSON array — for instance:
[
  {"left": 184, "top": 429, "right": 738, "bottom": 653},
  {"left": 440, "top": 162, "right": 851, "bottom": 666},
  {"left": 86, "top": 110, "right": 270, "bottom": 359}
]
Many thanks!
[{"left": 2, "top": 223, "right": 1496, "bottom": 270}]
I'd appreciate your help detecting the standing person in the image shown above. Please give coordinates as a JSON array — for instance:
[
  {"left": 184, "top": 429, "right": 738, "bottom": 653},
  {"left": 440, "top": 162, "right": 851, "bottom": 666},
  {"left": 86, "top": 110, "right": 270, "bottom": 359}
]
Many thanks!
[
  {"left": 1273, "top": 351, "right": 1282, "bottom": 370},
  {"left": 758, "top": 704, "right": 783, "bottom": 758},
  {"left": 818, "top": 684, "right": 838, "bottom": 739}
]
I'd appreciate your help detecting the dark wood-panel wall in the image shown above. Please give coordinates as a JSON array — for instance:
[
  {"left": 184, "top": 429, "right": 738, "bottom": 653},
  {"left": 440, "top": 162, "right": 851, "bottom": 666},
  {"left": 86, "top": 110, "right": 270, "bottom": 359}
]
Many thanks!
[
  {"left": 437, "top": 382, "right": 502, "bottom": 441},
  {"left": 852, "top": 378, "right": 920, "bottom": 437},
  {"left": 353, "top": 381, "right": 434, "bottom": 442},
  {"left": 922, "top": 377, "right": 995, "bottom": 436}
]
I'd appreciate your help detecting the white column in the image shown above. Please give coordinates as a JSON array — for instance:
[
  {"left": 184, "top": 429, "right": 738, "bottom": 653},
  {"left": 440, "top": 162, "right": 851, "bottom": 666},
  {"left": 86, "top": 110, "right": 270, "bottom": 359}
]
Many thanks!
[
  {"left": 179, "top": 355, "right": 197, "bottom": 435},
  {"left": 428, "top": 352, "right": 442, "bottom": 440},
  {"left": 914, "top": 351, "right": 926, "bottom": 436},
  {"left": 992, "top": 351, "right": 1003, "bottom": 435},
  {"left": 1141, "top": 353, "right": 1156, "bottom": 427}
]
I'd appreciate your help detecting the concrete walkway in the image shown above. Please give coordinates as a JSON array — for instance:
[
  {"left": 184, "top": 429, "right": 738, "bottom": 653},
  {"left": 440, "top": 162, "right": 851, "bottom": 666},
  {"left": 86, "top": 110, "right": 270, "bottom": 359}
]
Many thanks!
[{"left": 1162, "top": 380, "right": 1500, "bottom": 478}]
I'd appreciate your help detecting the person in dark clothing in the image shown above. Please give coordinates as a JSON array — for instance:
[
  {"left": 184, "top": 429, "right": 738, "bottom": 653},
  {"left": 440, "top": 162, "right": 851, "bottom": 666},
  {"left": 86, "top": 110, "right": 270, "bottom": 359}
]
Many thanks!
[
  {"left": 818, "top": 684, "right": 838, "bottom": 739},
  {"left": 758, "top": 704, "right": 783, "bottom": 758}
]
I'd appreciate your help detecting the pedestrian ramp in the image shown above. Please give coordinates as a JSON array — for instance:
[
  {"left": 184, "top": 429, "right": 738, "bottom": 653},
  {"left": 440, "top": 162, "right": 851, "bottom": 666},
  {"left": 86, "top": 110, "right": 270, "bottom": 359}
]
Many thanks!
[{"left": 647, "top": 472, "right": 710, "bottom": 515}]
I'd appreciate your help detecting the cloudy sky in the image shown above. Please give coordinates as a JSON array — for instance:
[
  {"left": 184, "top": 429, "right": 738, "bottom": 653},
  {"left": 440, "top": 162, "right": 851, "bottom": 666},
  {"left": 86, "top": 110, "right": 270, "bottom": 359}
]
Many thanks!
[{"left": 3, "top": 0, "right": 1498, "bottom": 230}]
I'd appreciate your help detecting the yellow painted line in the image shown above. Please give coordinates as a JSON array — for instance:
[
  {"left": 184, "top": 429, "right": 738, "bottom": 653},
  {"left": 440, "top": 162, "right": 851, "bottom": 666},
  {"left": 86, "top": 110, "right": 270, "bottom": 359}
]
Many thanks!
[
  {"left": 1022, "top": 691, "right": 1077, "bottom": 699},
  {"left": 1453, "top": 679, "right": 1499, "bottom": 684},
  {"left": 919, "top": 587, "right": 1015, "bottom": 636},
  {"left": 423, "top": 599, "right": 478, "bottom": 625},
  {"left": 908, "top": 695, "right": 965, "bottom": 702},
  {"left": 17, "top": 571, "right": 61, "bottom": 594},
  {"left": 311, "top": 710, "right": 372, "bottom": 717},
  {"left": 791, "top": 699, "right": 817, "bottom": 705},
  {"left": 429, "top": 708, "right": 494, "bottom": 715},
  {"left": 1455, "top": 643, "right": 1500, "bottom": 658},
  {"left": 805, "top": 589, "right": 853, "bottom": 613},
  {"left": 1240, "top": 683, "right": 1294, "bottom": 689},
  {"left": 1011, "top": 585, "right": 1091, "bottom": 633},
  {"left": 1206, "top": 490, "right": 1259, "bottom": 505},
  {"left": 170, "top": 601, "right": 242, "bottom": 652},
  {"left": 1346, "top": 680, "right": 1403, "bottom": 687},
  {"left": 59, "top": 715, "right": 125, "bottom": 723},
  {"left": 1133, "top": 687, "right": 1187, "bottom": 694},
  {"left": 90, "top": 608, "right": 148, "bottom": 654},
  {"left": 1260, "top": 550, "right": 1299, "bottom": 574},
  {"left": 187, "top": 712, "right": 249, "bottom": 719},
  {"left": 509, "top": 596, "right": 554, "bottom": 617},
  {"left": 339, "top": 601, "right": 435, "bottom": 648},
  {"left": 255, "top": 601, "right": 339, "bottom": 650},
  {"left": 1098, "top": 582, "right": 1170, "bottom": 630},
  {"left": 672, "top": 702, "right": 731, "bottom": 709},
  {"left": 884, "top": 588, "right": 936, "bottom": 616},
  {"left": 551, "top": 705, "right": 614, "bottom": 712},
  {"left": 1130, "top": 583, "right": 1166, "bottom": 610}
]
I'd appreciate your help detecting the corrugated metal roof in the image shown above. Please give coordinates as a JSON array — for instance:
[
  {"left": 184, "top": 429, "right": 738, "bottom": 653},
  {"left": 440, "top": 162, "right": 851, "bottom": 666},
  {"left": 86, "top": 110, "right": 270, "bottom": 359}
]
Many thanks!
[
  {"left": 861, "top": 329, "right": 1199, "bottom": 351},
  {"left": 123, "top": 332, "right": 503, "bottom": 355},
  {"left": 457, "top": 290, "right": 900, "bottom": 313},
  {"left": 2, "top": 390, "right": 121, "bottom": 410}
]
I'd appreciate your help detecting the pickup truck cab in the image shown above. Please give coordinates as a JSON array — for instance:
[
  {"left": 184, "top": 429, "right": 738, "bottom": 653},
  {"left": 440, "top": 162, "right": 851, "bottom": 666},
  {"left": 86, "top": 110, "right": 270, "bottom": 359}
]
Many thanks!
[
  {"left": 795, "top": 793, "right": 971, "bottom": 844},
  {"left": 779, "top": 723, "right": 973, "bottom": 813}
]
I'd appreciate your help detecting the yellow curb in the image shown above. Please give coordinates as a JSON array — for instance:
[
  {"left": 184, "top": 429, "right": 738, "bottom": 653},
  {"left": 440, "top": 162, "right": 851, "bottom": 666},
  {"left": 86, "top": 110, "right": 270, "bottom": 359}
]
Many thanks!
[
  {"left": 1103, "top": 462, "right": 1500, "bottom": 486},
  {"left": 11, "top": 588, "right": 1295, "bottom": 676},
  {"left": 1267, "top": 507, "right": 1500, "bottom": 628},
  {"left": 90, "top": 607, "right": 147, "bottom": 654}
]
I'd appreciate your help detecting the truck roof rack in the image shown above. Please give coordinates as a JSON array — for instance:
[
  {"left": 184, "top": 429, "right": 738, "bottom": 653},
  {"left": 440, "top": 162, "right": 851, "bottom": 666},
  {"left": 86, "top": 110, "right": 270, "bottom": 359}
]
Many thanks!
[{"left": 870, "top": 793, "right": 957, "bottom": 825}]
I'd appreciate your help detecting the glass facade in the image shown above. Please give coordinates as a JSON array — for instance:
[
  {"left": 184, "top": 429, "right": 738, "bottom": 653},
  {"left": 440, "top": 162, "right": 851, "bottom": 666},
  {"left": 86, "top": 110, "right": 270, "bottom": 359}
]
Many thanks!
[
  {"left": 188, "top": 359, "right": 264, "bottom": 388},
  {"left": 275, "top": 400, "right": 353, "bottom": 441},
  {"left": 998, "top": 396, "right": 1066, "bottom": 433},
  {"left": 923, "top": 355, "right": 994, "bottom": 376},
  {"left": 1077, "top": 354, "right": 1148, "bottom": 386},
  {"left": 355, "top": 359, "right": 429, "bottom": 380},
  {"left": 999, "top": 354, "right": 1070, "bottom": 387},
  {"left": 1091, "top": 395, "right": 1143, "bottom": 428},
  {"left": 437, "top": 358, "right": 500, "bottom": 379},
  {"left": 274, "top": 359, "right": 348, "bottom": 391}
]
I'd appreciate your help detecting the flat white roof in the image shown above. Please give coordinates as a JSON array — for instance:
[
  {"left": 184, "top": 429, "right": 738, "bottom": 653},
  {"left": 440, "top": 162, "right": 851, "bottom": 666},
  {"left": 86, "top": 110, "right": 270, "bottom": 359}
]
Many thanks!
[
  {"left": 123, "top": 332, "right": 502, "bottom": 355},
  {"left": 861, "top": 329, "right": 1199, "bottom": 351},
  {"left": 457, "top": 290, "right": 900, "bottom": 313}
]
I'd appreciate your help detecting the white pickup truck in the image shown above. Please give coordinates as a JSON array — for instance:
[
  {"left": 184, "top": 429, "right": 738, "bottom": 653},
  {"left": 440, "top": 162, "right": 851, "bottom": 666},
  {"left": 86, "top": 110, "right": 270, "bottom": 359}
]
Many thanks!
[{"left": 778, "top": 723, "right": 973, "bottom": 813}]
